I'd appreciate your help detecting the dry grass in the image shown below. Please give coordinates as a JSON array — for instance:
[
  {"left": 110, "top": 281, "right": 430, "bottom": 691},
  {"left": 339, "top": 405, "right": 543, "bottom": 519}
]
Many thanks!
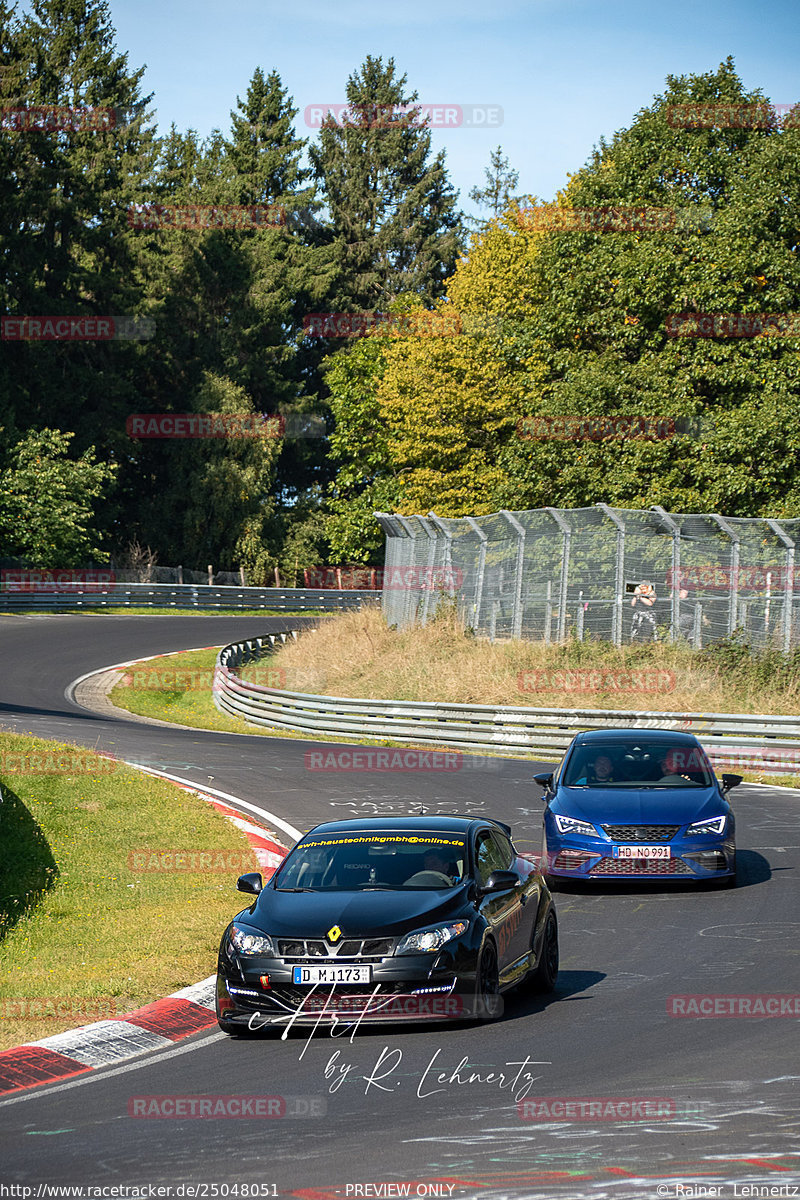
[{"left": 267, "top": 605, "right": 800, "bottom": 716}]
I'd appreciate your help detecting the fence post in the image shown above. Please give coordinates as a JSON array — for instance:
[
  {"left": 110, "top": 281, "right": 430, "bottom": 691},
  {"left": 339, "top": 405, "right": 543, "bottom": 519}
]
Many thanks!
[
  {"left": 711, "top": 514, "right": 740, "bottom": 636},
  {"left": 207, "top": 564, "right": 213, "bottom": 586},
  {"left": 465, "top": 516, "right": 488, "bottom": 632},
  {"left": 577, "top": 591, "right": 584, "bottom": 640},
  {"left": 544, "top": 580, "right": 552, "bottom": 643},
  {"left": 500, "top": 510, "right": 526, "bottom": 640},
  {"left": 597, "top": 504, "right": 626, "bottom": 646},
  {"left": 394, "top": 515, "right": 422, "bottom": 629},
  {"left": 177, "top": 565, "right": 183, "bottom": 585},
  {"left": 766, "top": 518, "right": 795, "bottom": 651},
  {"left": 651, "top": 506, "right": 682, "bottom": 642},
  {"left": 418, "top": 516, "right": 440, "bottom": 625},
  {"left": 546, "top": 507, "right": 571, "bottom": 641}
]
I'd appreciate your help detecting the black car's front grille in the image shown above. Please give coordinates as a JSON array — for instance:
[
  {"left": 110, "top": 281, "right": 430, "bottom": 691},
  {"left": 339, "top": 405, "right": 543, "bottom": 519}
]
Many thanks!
[
  {"left": 276, "top": 937, "right": 394, "bottom": 959},
  {"left": 601, "top": 824, "right": 680, "bottom": 842},
  {"left": 269, "top": 982, "right": 408, "bottom": 1011}
]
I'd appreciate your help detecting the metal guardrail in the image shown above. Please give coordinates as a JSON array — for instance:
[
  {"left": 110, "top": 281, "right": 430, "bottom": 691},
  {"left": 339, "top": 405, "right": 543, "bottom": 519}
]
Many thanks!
[
  {"left": 0, "top": 584, "right": 378, "bottom": 612},
  {"left": 213, "top": 636, "right": 800, "bottom": 777}
]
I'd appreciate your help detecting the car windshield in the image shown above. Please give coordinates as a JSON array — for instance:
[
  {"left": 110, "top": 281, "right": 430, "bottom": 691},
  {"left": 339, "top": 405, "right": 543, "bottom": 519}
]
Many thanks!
[
  {"left": 273, "top": 833, "right": 468, "bottom": 890},
  {"left": 562, "top": 742, "right": 714, "bottom": 788}
]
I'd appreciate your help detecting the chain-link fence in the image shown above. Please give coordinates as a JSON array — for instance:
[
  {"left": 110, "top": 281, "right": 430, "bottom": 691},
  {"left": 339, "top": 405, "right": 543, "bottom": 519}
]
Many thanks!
[{"left": 374, "top": 506, "right": 800, "bottom": 649}]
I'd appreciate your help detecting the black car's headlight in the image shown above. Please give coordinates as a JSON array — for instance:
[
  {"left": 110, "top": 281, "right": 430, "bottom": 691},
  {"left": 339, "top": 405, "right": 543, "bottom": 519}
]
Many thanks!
[
  {"left": 555, "top": 814, "right": 596, "bottom": 836},
  {"left": 227, "top": 924, "right": 277, "bottom": 956},
  {"left": 395, "top": 922, "right": 469, "bottom": 955},
  {"left": 686, "top": 815, "right": 727, "bottom": 836}
]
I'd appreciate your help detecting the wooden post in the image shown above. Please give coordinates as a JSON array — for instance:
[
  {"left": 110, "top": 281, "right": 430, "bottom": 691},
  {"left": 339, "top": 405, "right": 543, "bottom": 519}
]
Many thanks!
[{"left": 207, "top": 564, "right": 213, "bottom": 585}]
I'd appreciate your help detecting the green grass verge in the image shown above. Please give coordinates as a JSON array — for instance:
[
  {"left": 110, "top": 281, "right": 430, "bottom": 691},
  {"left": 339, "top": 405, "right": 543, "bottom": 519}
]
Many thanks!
[
  {"left": 110, "top": 647, "right": 261, "bottom": 734},
  {"left": 0, "top": 731, "right": 265, "bottom": 1051}
]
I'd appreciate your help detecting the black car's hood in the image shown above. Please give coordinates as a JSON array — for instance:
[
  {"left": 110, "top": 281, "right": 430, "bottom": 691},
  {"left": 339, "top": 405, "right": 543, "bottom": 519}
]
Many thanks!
[
  {"left": 555, "top": 786, "right": 727, "bottom": 825},
  {"left": 238, "top": 884, "right": 470, "bottom": 938}
]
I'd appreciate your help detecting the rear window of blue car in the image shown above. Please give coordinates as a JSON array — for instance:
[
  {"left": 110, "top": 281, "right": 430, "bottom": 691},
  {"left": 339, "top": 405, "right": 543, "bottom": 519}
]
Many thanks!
[{"left": 562, "top": 743, "right": 713, "bottom": 788}]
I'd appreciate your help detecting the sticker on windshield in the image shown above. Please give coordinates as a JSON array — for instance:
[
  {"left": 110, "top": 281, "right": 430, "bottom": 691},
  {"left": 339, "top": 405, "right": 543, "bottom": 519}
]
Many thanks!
[{"left": 300, "top": 836, "right": 466, "bottom": 849}]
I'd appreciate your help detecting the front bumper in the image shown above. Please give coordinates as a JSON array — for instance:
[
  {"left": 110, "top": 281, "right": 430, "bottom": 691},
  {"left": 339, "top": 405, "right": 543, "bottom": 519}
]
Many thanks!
[
  {"left": 544, "top": 836, "right": 736, "bottom": 882},
  {"left": 216, "top": 945, "right": 481, "bottom": 1027}
]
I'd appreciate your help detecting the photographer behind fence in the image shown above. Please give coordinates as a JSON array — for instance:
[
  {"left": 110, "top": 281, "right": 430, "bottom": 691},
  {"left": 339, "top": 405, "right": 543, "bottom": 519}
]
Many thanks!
[{"left": 630, "top": 579, "right": 658, "bottom": 642}]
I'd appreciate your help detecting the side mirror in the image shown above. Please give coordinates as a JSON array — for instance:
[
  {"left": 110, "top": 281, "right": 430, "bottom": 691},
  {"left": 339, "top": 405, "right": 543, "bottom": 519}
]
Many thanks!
[
  {"left": 237, "top": 872, "right": 263, "bottom": 895},
  {"left": 478, "top": 869, "right": 518, "bottom": 896},
  {"left": 721, "top": 773, "right": 743, "bottom": 792},
  {"left": 534, "top": 772, "right": 554, "bottom": 796}
]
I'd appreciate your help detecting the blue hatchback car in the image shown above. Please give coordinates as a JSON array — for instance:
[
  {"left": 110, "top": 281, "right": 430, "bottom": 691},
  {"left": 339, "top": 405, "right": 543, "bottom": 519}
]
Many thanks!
[{"left": 537, "top": 729, "right": 740, "bottom": 887}]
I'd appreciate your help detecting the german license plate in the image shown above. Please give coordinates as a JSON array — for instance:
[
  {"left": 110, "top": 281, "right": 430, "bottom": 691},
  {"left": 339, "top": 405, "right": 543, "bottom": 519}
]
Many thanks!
[
  {"left": 613, "top": 845, "right": 671, "bottom": 859},
  {"left": 292, "top": 965, "right": 372, "bottom": 985}
]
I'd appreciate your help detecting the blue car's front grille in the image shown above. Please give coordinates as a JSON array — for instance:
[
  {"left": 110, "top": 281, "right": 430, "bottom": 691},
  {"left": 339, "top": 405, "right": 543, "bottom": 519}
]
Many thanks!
[
  {"left": 589, "top": 856, "right": 693, "bottom": 876},
  {"left": 601, "top": 824, "right": 680, "bottom": 842}
]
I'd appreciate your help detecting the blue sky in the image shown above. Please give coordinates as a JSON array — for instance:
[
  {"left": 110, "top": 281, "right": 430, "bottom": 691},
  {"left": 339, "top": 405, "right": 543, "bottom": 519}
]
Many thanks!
[{"left": 106, "top": 0, "right": 799, "bottom": 217}]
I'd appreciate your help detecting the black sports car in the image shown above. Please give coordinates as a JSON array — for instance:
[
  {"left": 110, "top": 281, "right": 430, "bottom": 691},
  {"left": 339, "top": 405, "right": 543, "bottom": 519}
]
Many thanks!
[{"left": 216, "top": 814, "right": 558, "bottom": 1030}]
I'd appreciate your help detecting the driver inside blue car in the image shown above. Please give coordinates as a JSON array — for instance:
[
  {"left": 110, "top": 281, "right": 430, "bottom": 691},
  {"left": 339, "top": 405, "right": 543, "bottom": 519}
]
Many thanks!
[{"left": 571, "top": 753, "right": 616, "bottom": 785}]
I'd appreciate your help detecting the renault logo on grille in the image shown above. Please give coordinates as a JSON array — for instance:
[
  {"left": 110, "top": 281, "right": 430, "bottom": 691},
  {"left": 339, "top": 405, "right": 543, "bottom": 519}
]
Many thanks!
[{"left": 327, "top": 925, "right": 342, "bottom": 943}]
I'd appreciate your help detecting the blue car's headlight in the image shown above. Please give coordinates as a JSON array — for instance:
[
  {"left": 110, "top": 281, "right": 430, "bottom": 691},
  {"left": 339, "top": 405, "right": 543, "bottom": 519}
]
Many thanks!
[
  {"left": 228, "top": 925, "right": 277, "bottom": 956},
  {"left": 686, "top": 815, "right": 727, "bottom": 836},
  {"left": 555, "top": 814, "right": 597, "bottom": 836},
  {"left": 395, "top": 922, "right": 469, "bottom": 955}
]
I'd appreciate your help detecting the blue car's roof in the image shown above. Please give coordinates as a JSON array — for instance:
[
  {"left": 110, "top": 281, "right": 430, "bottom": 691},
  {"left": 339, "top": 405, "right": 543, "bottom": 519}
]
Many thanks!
[{"left": 572, "top": 729, "right": 702, "bottom": 746}]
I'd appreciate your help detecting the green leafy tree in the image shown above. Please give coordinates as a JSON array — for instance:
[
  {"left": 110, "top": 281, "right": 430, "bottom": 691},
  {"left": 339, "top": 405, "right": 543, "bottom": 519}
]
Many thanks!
[
  {"left": 0, "top": 429, "right": 116, "bottom": 565},
  {"left": 495, "top": 59, "right": 800, "bottom": 516}
]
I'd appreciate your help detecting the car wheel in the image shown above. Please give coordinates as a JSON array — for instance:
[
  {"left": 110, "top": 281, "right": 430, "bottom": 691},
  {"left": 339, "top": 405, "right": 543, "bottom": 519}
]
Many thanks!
[
  {"left": 217, "top": 1017, "right": 240, "bottom": 1035},
  {"left": 527, "top": 910, "right": 559, "bottom": 993},
  {"left": 475, "top": 941, "right": 502, "bottom": 1021}
]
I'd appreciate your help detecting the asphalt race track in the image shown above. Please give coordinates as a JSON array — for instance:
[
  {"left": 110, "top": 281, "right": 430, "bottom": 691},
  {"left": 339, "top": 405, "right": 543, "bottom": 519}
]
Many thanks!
[{"left": 0, "top": 614, "right": 798, "bottom": 1199}]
